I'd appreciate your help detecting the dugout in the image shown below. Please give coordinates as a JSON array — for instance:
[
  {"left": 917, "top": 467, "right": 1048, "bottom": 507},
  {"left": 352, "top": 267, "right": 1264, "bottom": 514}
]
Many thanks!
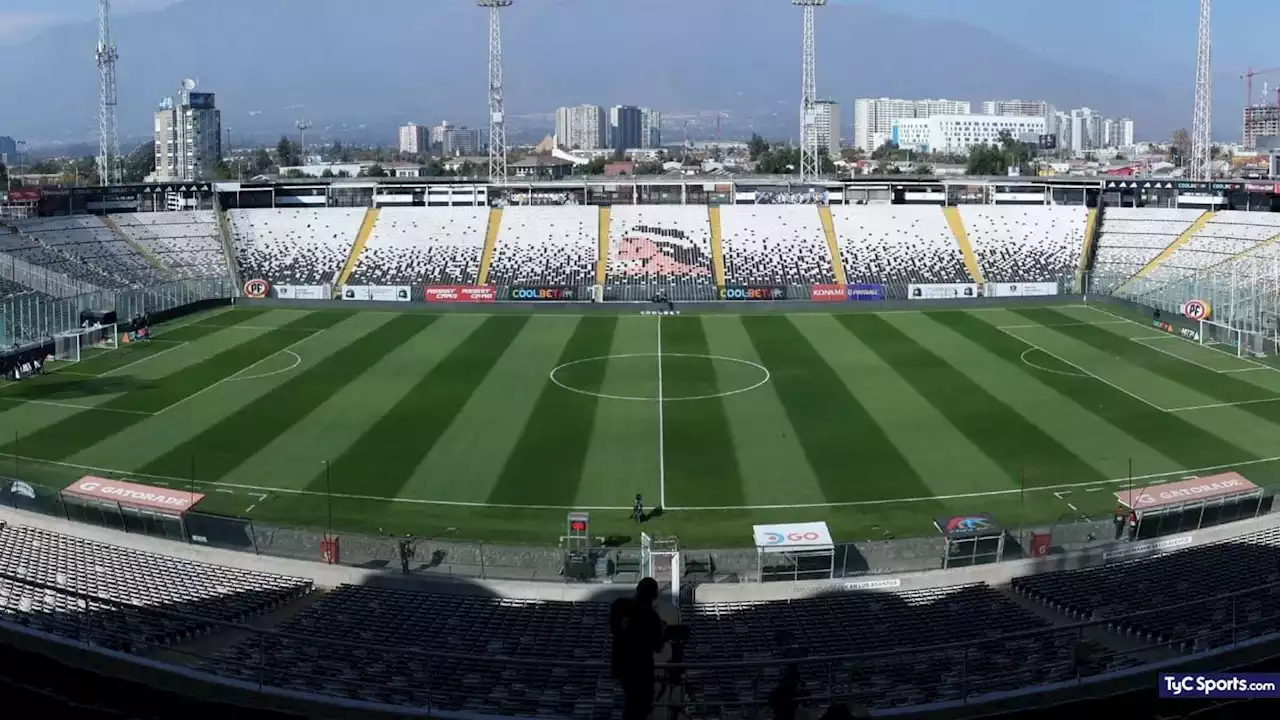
[
  {"left": 752, "top": 521, "right": 835, "bottom": 582},
  {"left": 1114, "top": 472, "right": 1267, "bottom": 541},
  {"left": 59, "top": 475, "right": 205, "bottom": 542},
  {"left": 934, "top": 513, "right": 1006, "bottom": 568}
]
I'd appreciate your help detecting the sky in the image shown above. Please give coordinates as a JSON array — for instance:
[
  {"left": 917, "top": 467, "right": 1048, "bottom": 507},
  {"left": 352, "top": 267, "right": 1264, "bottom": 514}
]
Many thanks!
[{"left": 0, "top": 0, "right": 177, "bottom": 43}]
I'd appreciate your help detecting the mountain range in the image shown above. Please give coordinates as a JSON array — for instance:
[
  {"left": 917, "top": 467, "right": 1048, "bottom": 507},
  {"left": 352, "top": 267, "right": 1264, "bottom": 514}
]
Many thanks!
[{"left": 0, "top": 0, "right": 1244, "bottom": 148}]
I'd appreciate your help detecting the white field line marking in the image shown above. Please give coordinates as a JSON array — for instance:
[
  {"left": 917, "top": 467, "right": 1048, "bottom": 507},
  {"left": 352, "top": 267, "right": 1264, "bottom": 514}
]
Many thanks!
[
  {"left": 550, "top": 353, "right": 769, "bottom": 402},
  {"left": 1130, "top": 336, "right": 1230, "bottom": 373},
  {"left": 264, "top": 303, "right": 1096, "bottom": 320},
  {"left": 1087, "top": 305, "right": 1278, "bottom": 372},
  {"left": 998, "top": 326, "right": 1169, "bottom": 411},
  {"left": 153, "top": 329, "right": 324, "bottom": 416},
  {"left": 227, "top": 350, "right": 301, "bottom": 382},
  {"left": 101, "top": 341, "right": 187, "bottom": 377},
  {"left": 657, "top": 315, "right": 666, "bottom": 509},
  {"left": 1220, "top": 367, "right": 1271, "bottom": 373},
  {"left": 0, "top": 397, "right": 154, "bottom": 415},
  {"left": 187, "top": 324, "right": 333, "bottom": 332},
  {"left": 1166, "top": 397, "right": 1280, "bottom": 412},
  {"left": 1019, "top": 348, "right": 1092, "bottom": 377},
  {"left": 5, "top": 451, "right": 1279, "bottom": 513},
  {"left": 997, "top": 320, "right": 1130, "bottom": 330},
  {"left": 49, "top": 371, "right": 100, "bottom": 377}
]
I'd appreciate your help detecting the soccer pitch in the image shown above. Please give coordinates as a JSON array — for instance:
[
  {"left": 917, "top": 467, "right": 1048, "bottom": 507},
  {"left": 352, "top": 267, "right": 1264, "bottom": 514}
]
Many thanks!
[{"left": 2, "top": 302, "right": 1280, "bottom": 547}]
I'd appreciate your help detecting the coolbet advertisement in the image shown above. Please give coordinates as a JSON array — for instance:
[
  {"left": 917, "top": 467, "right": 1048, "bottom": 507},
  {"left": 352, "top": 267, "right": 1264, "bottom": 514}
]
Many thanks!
[
  {"left": 509, "top": 286, "right": 576, "bottom": 301},
  {"left": 721, "top": 286, "right": 788, "bottom": 301}
]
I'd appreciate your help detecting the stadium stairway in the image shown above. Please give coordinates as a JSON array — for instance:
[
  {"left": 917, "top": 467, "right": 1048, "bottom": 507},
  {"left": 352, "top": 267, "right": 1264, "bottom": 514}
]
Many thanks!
[
  {"left": 102, "top": 215, "right": 169, "bottom": 275},
  {"left": 145, "top": 588, "right": 329, "bottom": 668},
  {"left": 214, "top": 198, "right": 243, "bottom": 293},
  {"left": 596, "top": 206, "right": 610, "bottom": 286},
  {"left": 1198, "top": 226, "right": 1280, "bottom": 274},
  {"left": 943, "top": 206, "right": 986, "bottom": 283},
  {"left": 1119, "top": 210, "right": 1215, "bottom": 292},
  {"left": 333, "top": 208, "right": 380, "bottom": 295},
  {"left": 1076, "top": 207, "right": 1100, "bottom": 293},
  {"left": 995, "top": 586, "right": 1178, "bottom": 666},
  {"left": 818, "top": 205, "right": 848, "bottom": 285},
  {"left": 707, "top": 205, "right": 727, "bottom": 287},
  {"left": 477, "top": 207, "right": 503, "bottom": 286}
]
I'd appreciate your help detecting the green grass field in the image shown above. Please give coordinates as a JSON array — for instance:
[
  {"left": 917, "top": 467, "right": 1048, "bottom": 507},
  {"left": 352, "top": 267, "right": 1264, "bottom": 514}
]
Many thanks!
[{"left": 3, "top": 302, "right": 1280, "bottom": 548}]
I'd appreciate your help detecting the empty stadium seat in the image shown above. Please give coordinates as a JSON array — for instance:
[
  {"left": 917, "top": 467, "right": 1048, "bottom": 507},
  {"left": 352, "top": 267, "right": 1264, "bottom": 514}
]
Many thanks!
[
  {"left": 6, "top": 217, "right": 147, "bottom": 288},
  {"left": 1091, "top": 207, "right": 1204, "bottom": 290},
  {"left": 831, "top": 206, "right": 969, "bottom": 287},
  {"left": 961, "top": 206, "right": 1087, "bottom": 282},
  {"left": 485, "top": 206, "right": 597, "bottom": 287},
  {"left": 605, "top": 206, "right": 715, "bottom": 295},
  {"left": 1141, "top": 210, "right": 1280, "bottom": 284},
  {"left": 348, "top": 208, "right": 489, "bottom": 285},
  {"left": 229, "top": 208, "right": 365, "bottom": 285},
  {"left": 719, "top": 206, "right": 834, "bottom": 285},
  {"left": 109, "top": 212, "right": 230, "bottom": 279}
]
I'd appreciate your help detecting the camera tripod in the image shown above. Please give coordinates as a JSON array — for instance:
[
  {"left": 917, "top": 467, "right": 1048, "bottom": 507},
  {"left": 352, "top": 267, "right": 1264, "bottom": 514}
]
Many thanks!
[{"left": 654, "top": 666, "right": 696, "bottom": 720}]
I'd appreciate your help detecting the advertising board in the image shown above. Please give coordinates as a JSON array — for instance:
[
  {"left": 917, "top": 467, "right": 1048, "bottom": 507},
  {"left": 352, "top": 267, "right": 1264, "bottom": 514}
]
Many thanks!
[
  {"left": 341, "top": 286, "right": 412, "bottom": 302},
  {"left": 274, "top": 285, "right": 328, "bottom": 300},
  {"left": 424, "top": 285, "right": 497, "bottom": 303},
  {"left": 985, "top": 282, "right": 1058, "bottom": 298},
  {"left": 243, "top": 279, "right": 270, "bottom": 299},
  {"left": 908, "top": 283, "right": 980, "bottom": 300},
  {"left": 846, "top": 283, "right": 885, "bottom": 301},
  {"left": 509, "top": 286, "right": 577, "bottom": 301},
  {"left": 721, "top": 286, "right": 788, "bottom": 301},
  {"left": 751, "top": 521, "right": 834, "bottom": 553},
  {"left": 62, "top": 475, "right": 205, "bottom": 514},
  {"left": 809, "top": 284, "right": 847, "bottom": 302}
]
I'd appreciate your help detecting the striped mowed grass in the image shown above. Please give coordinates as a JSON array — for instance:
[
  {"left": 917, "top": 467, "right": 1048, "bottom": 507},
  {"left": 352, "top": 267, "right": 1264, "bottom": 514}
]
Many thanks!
[{"left": 1, "top": 303, "right": 1279, "bottom": 546}]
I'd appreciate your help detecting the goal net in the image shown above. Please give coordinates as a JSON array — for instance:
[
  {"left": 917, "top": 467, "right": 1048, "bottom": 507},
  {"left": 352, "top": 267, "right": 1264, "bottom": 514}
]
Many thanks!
[
  {"left": 1199, "top": 319, "right": 1265, "bottom": 358},
  {"left": 54, "top": 323, "right": 118, "bottom": 363}
]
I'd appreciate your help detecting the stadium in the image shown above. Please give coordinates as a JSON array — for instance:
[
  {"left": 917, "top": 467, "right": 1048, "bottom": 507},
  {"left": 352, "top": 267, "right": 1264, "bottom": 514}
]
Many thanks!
[{"left": 0, "top": 172, "right": 1279, "bottom": 719}]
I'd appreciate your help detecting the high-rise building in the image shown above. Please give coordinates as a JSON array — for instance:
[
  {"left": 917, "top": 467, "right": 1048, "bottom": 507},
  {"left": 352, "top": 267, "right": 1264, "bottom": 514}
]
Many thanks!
[
  {"left": 891, "top": 114, "right": 1047, "bottom": 155},
  {"left": 0, "top": 137, "right": 16, "bottom": 166},
  {"left": 430, "top": 121, "right": 452, "bottom": 150},
  {"left": 443, "top": 126, "right": 481, "bottom": 156},
  {"left": 853, "top": 98, "right": 971, "bottom": 152},
  {"left": 153, "top": 83, "right": 222, "bottom": 182},
  {"left": 608, "top": 105, "right": 643, "bottom": 151},
  {"left": 555, "top": 105, "right": 607, "bottom": 151},
  {"left": 1068, "top": 108, "right": 1103, "bottom": 155},
  {"left": 981, "top": 99, "right": 1051, "bottom": 118},
  {"left": 640, "top": 108, "right": 662, "bottom": 149},
  {"left": 1244, "top": 106, "right": 1280, "bottom": 149},
  {"left": 812, "top": 100, "right": 840, "bottom": 157},
  {"left": 398, "top": 123, "right": 428, "bottom": 154}
]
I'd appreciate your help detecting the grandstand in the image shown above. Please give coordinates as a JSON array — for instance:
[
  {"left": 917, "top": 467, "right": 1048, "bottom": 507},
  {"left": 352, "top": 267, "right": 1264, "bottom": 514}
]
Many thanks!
[
  {"left": 228, "top": 208, "right": 365, "bottom": 285},
  {"left": 830, "top": 205, "right": 971, "bottom": 287},
  {"left": 109, "top": 211, "right": 230, "bottom": 280},
  {"left": 960, "top": 206, "right": 1087, "bottom": 283},
  {"left": 348, "top": 207, "right": 490, "bottom": 286},
  {"left": 485, "top": 205, "right": 597, "bottom": 287},
  {"left": 605, "top": 206, "right": 716, "bottom": 297},
  {"left": 719, "top": 206, "right": 834, "bottom": 285},
  {"left": 1089, "top": 207, "right": 1205, "bottom": 290}
]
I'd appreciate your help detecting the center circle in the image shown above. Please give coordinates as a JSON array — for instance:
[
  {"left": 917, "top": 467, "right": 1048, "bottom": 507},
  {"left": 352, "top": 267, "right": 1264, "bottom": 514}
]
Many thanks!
[{"left": 550, "top": 353, "right": 771, "bottom": 402}]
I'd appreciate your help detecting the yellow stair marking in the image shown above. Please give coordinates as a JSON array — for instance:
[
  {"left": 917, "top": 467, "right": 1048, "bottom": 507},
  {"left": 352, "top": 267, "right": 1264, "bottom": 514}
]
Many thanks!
[
  {"left": 817, "top": 205, "right": 846, "bottom": 285},
  {"left": 1119, "top": 211, "right": 1215, "bottom": 291},
  {"left": 1199, "top": 229, "right": 1280, "bottom": 274},
  {"left": 943, "top": 207, "right": 984, "bottom": 283},
  {"left": 708, "top": 205, "right": 726, "bottom": 287},
  {"left": 1075, "top": 207, "right": 1100, "bottom": 293},
  {"left": 335, "top": 208, "right": 379, "bottom": 292},
  {"left": 102, "top": 215, "right": 167, "bottom": 272},
  {"left": 596, "top": 206, "right": 611, "bottom": 286},
  {"left": 477, "top": 207, "right": 503, "bottom": 286}
]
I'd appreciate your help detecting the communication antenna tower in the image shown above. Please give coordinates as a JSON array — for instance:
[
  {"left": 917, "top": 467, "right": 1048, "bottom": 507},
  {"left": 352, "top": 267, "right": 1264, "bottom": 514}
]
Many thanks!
[
  {"left": 96, "top": 0, "right": 122, "bottom": 186},
  {"left": 793, "top": 0, "right": 826, "bottom": 182},
  {"left": 1190, "top": 0, "right": 1213, "bottom": 181},
  {"left": 478, "top": 0, "right": 512, "bottom": 185},
  {"left": 296, "top": 120, "right": 313, "bottom": 158}
]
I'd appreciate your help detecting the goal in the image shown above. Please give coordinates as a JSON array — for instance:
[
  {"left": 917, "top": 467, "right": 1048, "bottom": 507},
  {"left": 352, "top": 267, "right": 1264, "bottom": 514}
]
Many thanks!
[
  {"left": 54, "top": 323, "right": 118, "bottom": 363},
  {"left": 1198, "top": 319, "right": 1265, "bottom": 358}
]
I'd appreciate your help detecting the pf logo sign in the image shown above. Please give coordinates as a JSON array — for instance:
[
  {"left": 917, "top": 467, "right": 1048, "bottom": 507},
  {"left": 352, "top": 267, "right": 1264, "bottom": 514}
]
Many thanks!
[
  {"left": 1181, "top": 299, "right": 1211, "bottom": 321},
  {"left": 243, "top": 279, "right": 270, "bottom": 299}
]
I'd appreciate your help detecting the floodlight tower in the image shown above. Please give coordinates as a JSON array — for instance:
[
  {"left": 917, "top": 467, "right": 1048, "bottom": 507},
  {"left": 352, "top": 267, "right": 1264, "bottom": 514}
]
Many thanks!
[
  {"left": 794, "top": 0, "right": 826, "bottom": 182},
  {"left": 96, "top": 0, "right": 123, "bottom": 186},
  {"left": 1190, "top": 0, "right": 1212, "bottom": 181},
  {"left": 478, "top": 0, "right": 512, "bottom": 185}
]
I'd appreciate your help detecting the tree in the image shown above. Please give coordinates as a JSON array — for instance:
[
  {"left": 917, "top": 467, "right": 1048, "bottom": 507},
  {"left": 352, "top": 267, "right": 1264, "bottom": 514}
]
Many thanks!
[
  {"left": 871, "top": 140, "right": 901, "bottom": 161},
  {"left": 276, "top": 136, "right": 301, "bottom": 168},
  {"left": 251, "top": 148, "right": 274, "bottom": 175},
  {"left": 214, "top": 160, "right": 235, "bottom": 181},
  {"left": 0, "top": 162, "right": 7, "bottom": 189},
  {"left": 284, "top": 169, "right": 305, "bottom": 178},
  {"left": 122, "top": 141, "right": 156, "bottom": 183},
  {"left": 635, "top": 161, "right": 664, "bottom": 175},
  {"left": 578, "top": 158, "right": 607, "bottom": 175},
  {"left": 748, "top": 133, "right": 770, "bottom": 161},
  {"left": 1171, "top": 128, "right": 1191, "bottom": 166},
  {"left": 321, "top": 168, "right": 335, "bottom": 178},
  {"left": 966, "top": 144, "right": 1005, "bottom": 176},
  {"left": 364, "top": 163, "right": 386, "bottom": 177},
  {"left": 912, "top": 164, "right": 933, "bottom": 176}
]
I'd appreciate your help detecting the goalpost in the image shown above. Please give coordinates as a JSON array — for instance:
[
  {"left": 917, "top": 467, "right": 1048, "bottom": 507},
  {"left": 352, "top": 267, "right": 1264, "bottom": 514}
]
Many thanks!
[
  {"left": 54, "top": 323, "right": 118, "bottom": 363},
  {"left": 1198, "top": 318, "right": 1265, "bottom": 358}
]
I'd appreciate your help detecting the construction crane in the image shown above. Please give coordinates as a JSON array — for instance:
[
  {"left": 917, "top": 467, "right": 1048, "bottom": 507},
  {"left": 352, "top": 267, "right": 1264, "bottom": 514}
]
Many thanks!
[{"left": 1241, "top": 66, "right": 1280, "bottom": 107}]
